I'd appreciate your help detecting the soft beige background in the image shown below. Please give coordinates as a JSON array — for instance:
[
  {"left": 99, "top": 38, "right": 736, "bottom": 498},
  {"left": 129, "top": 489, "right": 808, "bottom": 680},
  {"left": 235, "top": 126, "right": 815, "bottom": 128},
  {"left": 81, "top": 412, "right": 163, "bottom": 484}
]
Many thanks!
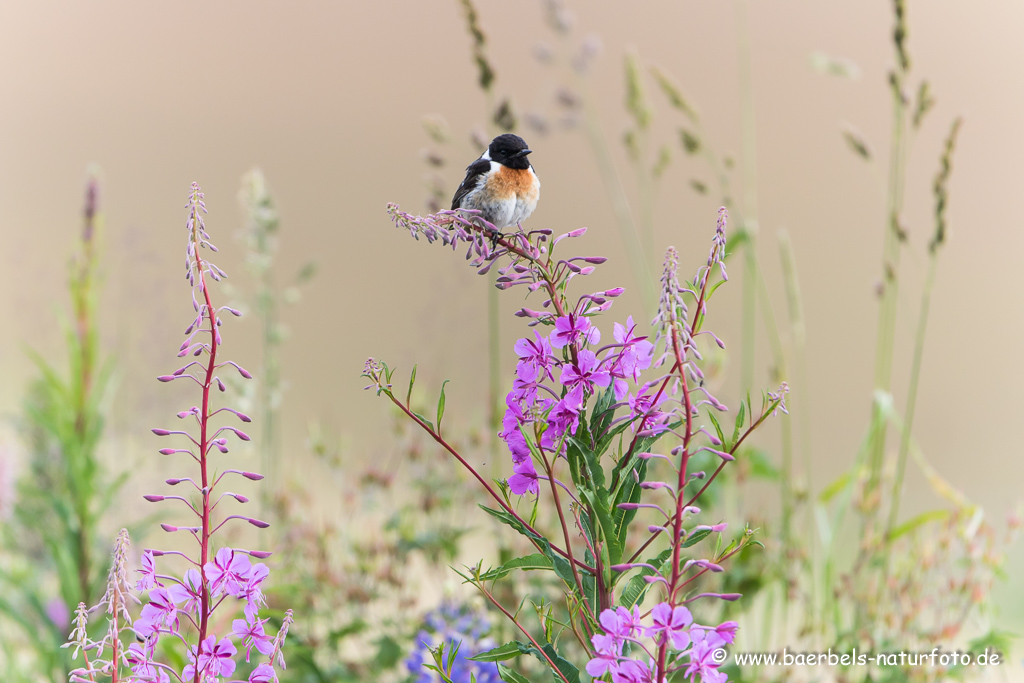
[{"left": 1, "top": 0, "right": 1022, "bottom": 636}]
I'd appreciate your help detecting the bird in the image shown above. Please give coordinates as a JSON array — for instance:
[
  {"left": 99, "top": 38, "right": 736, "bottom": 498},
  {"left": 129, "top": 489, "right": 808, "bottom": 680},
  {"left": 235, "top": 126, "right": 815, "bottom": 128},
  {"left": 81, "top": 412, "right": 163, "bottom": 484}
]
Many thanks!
[{"left": 451, "top": 133, "right": 540, "bottom": 239}]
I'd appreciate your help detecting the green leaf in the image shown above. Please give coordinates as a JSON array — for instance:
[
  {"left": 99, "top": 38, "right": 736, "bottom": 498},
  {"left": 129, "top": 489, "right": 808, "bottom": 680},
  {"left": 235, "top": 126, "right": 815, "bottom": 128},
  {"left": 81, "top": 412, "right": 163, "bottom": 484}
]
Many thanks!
[
  {"left": 566, "top": 436, "right": 604, "bottom": 489},
  {"left": 497, "top": 664, "right": 531, "bottom": 683},
  {"left": 612, "top": 457, "right": 647, "bottom": 555},
  {"left": 683, "top": 527, "right": 712, "bottom": 548},
  {"left": 707, "top": 412, "right": 726, "bottom": 450},
  {"left": 478, "top": 506, "right": 579, "bottom": 589},
  {"left": 476, "top": 553, "right": 553, "bottom": 582},
  {"left": 407, "top": 363, "right": 418, "bottom": 405},
  {"left": 436, "top": 379, "right": 450, "bottom": 431},
  {"left": 732, "top": 401, "right": 746, "bottom": 445},
  {"left": 411, "top": 411, "right": 435, "bottom": 432},
  {"left": 470, "top": 641, "right": 525, "bottom": 662},
  {"left": 581, "top": 488, "right": 622, "bottom": 567},
  {"left": 705, "top": 277, "right": 728, "bottom": 300},
  {"left": 889, "top": 509, "right": 949, "bottom": 540},
  {"left": 588, "top": 386, "right": 618, "bottom": 441},
  {"left": 477, "top": 641, "right": 580, "bottom": 683},
  {"left": 521, "top": 643, "right": 581, "bottom": 683},
  {"left": 617, "top": 548, "right": 672, "bottom": 609}
]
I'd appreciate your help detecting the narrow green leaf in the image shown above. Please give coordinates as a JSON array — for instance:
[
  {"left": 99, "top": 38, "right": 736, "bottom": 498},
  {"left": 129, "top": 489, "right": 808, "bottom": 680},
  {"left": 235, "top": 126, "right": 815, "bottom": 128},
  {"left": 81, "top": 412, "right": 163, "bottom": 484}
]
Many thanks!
[
  {"left": 889, "top": 509, "right": 949, "bottom": 540},
  {"left": 682, "top": 527, "right": 713, "bottom": 548},
  {"left": 497, "top": 664, "right": 531, "bottom": 683},
  {"left": 732, "top": 401, "right": 746, "bottom": 445},
  {"left": 411, "top": 411, "right": 435, "bottom": 432},
  {"left": 520, "top": 643, "right": 581, "bottom": 683},
  {"left": 566, "top": 436, "right": 604, "bottom": 489},
  {"left": 475, "top": 553, "right": 553, "bottom": 582},
  {"left": 581, "top": 488, "right": 623, "bottom": 566},
  {"left": 470, "top": 641, "right": 526, "bottom": 662},
  {"left": 478, "top": 506, "right": 579, "bottom": 589},
  {"left": 612, "top": 457, "right": 647, "bottom": 556},
  {"left": 707, "top": 412, "right": 726, "bottom": 450},
  {"left": 407, "top": 363, "right": 418, "bottom": 406},
  {"left": 437, "top": 379, "right": 451, "bottom": 430}
]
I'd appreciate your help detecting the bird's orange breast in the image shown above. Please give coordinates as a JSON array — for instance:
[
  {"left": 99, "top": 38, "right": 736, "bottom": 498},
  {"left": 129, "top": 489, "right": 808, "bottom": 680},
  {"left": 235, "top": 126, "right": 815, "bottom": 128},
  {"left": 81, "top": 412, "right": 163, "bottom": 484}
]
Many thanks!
[{"left": 488, "top": 165, "right": 538, "bottom": 200}]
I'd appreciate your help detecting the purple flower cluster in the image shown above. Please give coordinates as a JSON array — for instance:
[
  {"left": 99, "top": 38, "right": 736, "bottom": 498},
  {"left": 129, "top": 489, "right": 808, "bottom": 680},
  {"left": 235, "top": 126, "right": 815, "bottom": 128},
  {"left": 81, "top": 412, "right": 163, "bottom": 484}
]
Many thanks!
[
  {"left": 404, "top": 602, "right": 501, "bottom": 683},
  {"left": 586, "top": 605, "right": 736, "bottom": 683},
  {"left": 501, "top": 312, "right": 657, "bottom": 495},
  {"left": 64, "top": 184, "right": 291, "bottom": 683}
]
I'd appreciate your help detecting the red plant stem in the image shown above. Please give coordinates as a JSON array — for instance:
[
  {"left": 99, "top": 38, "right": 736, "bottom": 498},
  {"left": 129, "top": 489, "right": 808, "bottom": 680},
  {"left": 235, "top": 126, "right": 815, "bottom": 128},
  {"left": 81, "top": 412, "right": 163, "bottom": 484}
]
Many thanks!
[
  {"left": 386, "top": 393, "right": 596, "bottom": 574},
  {"left": 623, "top": 266, "right": 737, "bottom": 567},
  {"left": 475, "top": 580, "right": 574, "bottom": 683},
  {"left": 541, "top": 450, "right": 596, "bottom": 625},
  {"left": 683, "top": 405, "right": 775, "bottom": 509},
  {"left": 80, "top": 649, "right": 97, "bottom": 683},
  {"left": 193, "top": 244, "right": 219, "bottom": 683},
  {"left": 110, "top": 610, "right": 119, "bottom": 683},
  {"left": 654, "top": 318, "right": 695, "bottom": 682}
]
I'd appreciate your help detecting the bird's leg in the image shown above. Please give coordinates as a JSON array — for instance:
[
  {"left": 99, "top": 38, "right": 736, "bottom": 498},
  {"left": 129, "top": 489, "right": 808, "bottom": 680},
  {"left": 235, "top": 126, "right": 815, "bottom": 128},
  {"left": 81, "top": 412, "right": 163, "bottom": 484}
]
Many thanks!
[{"left": 488, "top": 227, "right": 506, "bottom": 251}]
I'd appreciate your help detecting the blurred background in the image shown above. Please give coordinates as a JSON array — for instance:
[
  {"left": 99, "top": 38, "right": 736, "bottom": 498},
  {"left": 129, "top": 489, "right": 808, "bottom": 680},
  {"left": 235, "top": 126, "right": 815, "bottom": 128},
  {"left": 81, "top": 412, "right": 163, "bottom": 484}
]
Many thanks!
[{"left": 0, "top": 1, "right": 1022, "bottom": 681}]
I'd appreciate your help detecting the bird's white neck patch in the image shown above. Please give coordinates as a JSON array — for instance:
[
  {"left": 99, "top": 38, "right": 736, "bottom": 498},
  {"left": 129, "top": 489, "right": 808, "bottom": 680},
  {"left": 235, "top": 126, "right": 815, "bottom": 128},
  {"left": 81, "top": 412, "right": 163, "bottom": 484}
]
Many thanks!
[{"left": 480, "top": 148, "right": 491, "bottom": 161}]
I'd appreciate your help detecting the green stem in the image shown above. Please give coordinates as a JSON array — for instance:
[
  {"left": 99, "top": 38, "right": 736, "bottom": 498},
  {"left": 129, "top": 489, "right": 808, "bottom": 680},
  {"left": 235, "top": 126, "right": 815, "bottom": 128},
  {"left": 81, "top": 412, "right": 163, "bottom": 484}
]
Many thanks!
[
  {"left": 885, "top": 254, "right": 937, "bottom": 539},
  {"left": 867, "top": 79, "right": 909, "bottom": 497}
]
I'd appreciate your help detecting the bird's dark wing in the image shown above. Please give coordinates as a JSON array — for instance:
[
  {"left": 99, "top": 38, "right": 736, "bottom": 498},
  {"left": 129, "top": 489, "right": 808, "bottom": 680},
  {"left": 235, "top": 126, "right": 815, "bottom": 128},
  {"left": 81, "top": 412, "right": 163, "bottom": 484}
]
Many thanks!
[{"left": 451, "top": 158, "right": 491, "bottom": 210}]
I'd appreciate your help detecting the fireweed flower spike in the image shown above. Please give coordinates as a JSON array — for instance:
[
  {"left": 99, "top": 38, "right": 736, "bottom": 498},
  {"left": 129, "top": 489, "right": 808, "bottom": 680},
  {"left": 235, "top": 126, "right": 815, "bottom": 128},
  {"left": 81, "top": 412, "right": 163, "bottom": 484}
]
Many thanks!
[
  {"left": 62, "top": 183, "right": 289, "bottom": 683},
  {"left": 371, "top": 205, "right": 786, "bottom": 683}
]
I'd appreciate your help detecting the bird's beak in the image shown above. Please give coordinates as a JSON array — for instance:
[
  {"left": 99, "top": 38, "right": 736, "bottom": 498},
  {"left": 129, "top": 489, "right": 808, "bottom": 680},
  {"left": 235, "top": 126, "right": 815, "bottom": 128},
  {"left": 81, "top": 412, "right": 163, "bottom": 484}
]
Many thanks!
[{"left": 514, "top": 149, "right": 532, "bottom": 158}]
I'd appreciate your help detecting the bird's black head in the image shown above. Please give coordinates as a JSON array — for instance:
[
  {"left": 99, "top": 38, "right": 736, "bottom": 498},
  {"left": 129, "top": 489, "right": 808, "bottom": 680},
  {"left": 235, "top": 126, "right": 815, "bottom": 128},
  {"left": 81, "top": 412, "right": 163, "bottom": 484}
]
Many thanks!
[{"left": 487, "top": 134, "right": 532, "bottom": 170}]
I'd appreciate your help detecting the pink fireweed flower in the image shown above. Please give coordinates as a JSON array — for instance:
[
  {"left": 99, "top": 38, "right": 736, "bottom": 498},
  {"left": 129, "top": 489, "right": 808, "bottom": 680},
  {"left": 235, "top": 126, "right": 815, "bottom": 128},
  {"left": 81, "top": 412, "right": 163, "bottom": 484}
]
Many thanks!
[
  {"left": 586, "top": 633, "right": 622, "bottom": 677},
  {"left": 649, "top": 602, "right": 693, "bottom": 650},
  {"left": 547, "top": 384, "right": 584, "bottom": 438},
  {"left": 511, "top": 360, "right": 542, "bottom": 405},
  {"left": 242, "top": 562, "right": 270, "bottom": 621},
  {"left": 513, "top": 330, "right": 555, "bottom": 381},
  {"left": 249, "top": 663, "right": 278, "bottom": 683},
  {"left": 233, "top": 613, "right": 275, "bottom": 662},
  {"left": 613, "top": 605, "right": 645, "bottom": 640},
  {"left": 696, "top": 620, "right": 738, "bottom": 645},
  {"left": 559, "top": 349, "right": 612, "bottom": 394},
  {"left": 611, "top": 658, "right": 655, "bottom": 683},
  {"left": 136, "top": 550, "right": 159, "bottom": 591},
  {"left": 550, "top": 313, "right": 600, "bottom": 349},
  {"left": 611, "top": 316, "right": 654, "bottom": 384},
  {"left": 204, "top": 547, "right": 252, "bottom": 598},
  {"left": 684, "top": 629, "right": 728, "bottom": 683},
  {"left": 135, "top": 587, "right": 178, "bottom": 638},
  {"left": 184, "top": 635, "right": 237, "bottom": 680},
  {"left": 627, "top": 383, "right": 670, "bottom": 432},
  {"left": 168, "top": 567, "right": 203, "bottom": 615},
  {"left": 508, "top": 457, "right": 540, "bottom": 495}
]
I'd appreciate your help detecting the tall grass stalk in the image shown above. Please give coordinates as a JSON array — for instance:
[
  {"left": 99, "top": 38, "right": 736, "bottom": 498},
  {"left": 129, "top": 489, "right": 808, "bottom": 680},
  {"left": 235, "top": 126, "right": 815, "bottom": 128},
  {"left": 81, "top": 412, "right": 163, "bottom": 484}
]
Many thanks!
[
  {"left": 885, "top": 117, "right": 961, "bottom": 542},
  {"left": 866, "top": 0, "right": 912, "bottom": 502}
]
